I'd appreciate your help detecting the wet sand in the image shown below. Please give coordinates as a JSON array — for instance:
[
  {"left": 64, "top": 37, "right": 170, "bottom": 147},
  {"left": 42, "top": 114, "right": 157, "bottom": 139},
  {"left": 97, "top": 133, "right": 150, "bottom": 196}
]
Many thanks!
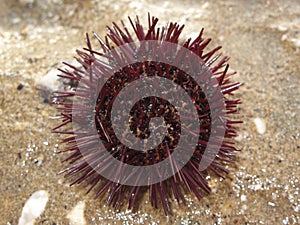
[{"left": 0, "top": 0, "right": 299, "bottom": 224}]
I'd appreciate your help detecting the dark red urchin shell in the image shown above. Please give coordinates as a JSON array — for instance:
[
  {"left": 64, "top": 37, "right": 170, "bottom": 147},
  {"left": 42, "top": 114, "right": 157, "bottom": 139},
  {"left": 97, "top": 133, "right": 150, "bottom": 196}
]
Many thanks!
[{"left": 52, "top": 14, "right": 242, "bottom": 214}]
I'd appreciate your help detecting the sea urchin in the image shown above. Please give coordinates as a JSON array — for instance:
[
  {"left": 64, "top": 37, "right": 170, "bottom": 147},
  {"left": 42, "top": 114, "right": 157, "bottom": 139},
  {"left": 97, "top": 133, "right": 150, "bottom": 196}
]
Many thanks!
[{"left": 52, "top": 14, "right": 242, "bottom": 214}]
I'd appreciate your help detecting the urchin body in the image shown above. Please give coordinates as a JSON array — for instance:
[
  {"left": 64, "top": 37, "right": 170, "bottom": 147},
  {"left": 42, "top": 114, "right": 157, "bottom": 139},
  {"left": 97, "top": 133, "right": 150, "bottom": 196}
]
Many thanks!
[{"left": 52, "top": 14, "right": 242, "bottom": 214}]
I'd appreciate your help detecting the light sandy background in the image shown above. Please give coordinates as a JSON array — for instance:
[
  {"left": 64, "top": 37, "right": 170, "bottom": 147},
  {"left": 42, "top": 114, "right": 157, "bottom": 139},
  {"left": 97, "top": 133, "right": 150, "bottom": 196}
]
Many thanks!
[{"left": 0, "top": 0, "right": 299, "bottom": 224}]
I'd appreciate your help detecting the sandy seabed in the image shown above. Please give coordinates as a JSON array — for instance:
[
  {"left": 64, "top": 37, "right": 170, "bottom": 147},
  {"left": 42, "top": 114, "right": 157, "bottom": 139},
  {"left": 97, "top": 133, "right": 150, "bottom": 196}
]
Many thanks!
[{"left": 0, "top": 0, "right": 299, "bottom": 224}]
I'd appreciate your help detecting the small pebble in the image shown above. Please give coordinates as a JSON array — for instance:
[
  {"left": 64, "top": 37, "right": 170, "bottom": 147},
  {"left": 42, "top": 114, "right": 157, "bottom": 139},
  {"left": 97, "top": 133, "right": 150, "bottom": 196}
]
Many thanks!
[
  {"left": 283, "top": 217, "right": 289, "bottom": 225},
  {"left": 18, "top": 190, "right": 49, "bottom": 225},
  {"left": 35, "top": 68, "right": 60, "bottom": 101},
  {"left": 17, "top": 83, "right": 24, "bottom": 90},
  {"left": 34, "top": 155, "right": 44, "bottom": 166},
  {"left": 11, "top": 17, "right": 21, "bottom": 24},
  {"left": 253, "top": 117, "right": 266, "bottom": 134},
  {"left": 41, "top": 110, "right": 48, "bottom": 116},
  {"left": 35, "top": 60, "right": 80, "bottom": 102},
  {"left": 235, "top": 134, "right": 243, "bottom": 142},
  {"left": 268, "top": 202, "right": 275, "bottom": 207},
  {"left": 241, "top": 194, "right": 247, "bottom": 202},
  {"left": 66, "top": 201, "right": 86, "bottom": 225}
]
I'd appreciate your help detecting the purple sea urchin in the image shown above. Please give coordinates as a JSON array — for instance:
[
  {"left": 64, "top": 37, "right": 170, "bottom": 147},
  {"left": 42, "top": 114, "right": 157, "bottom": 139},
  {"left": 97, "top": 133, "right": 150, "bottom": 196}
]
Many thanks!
[{"left": 52, "top": 14, "right": 242, "bottom": 214}]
